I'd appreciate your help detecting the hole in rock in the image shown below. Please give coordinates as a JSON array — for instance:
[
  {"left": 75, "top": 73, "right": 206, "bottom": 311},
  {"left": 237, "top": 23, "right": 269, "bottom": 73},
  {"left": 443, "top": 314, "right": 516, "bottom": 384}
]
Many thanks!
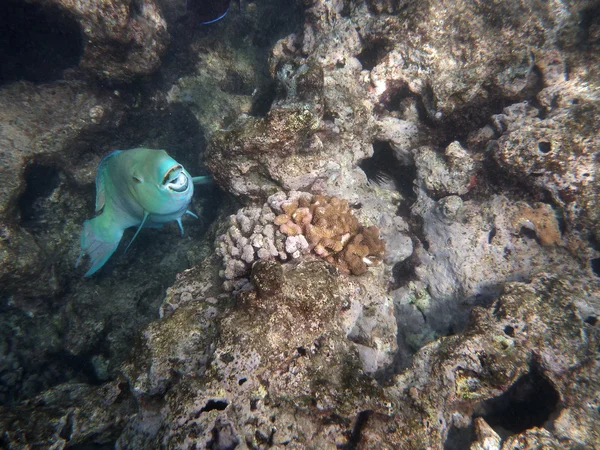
[
  {"left": 346, "top": 410, "right": 372, "bottom": 450},
  {"left": 250, "top": 81, "right": 277, "bottom": 117},
  {"left": 200, "top": 399, "right": 229, "bottom": 414},
  {"left": 359, "top": 141, "right": 417, "bottom": 203},
  {"left": 0, "top": 0, "right": 83, "bottom": 85},
  {"left": 584, "top": 316, "right": 598, "bottom": 326},
  {"left": 519, "top": 226, "right": 538, "bottom": 242},
  {"left": 503, "top": 325, "right": 515, "bottom": 337},
  {"left": 378, "top": 80, "right": 413, "bottom": 113},
  {"left": 538, "top": 141, "right": 552, "bottom": 153},
  {"left": 356, "top": 39, "right": 390, "bottom": 71},
  {"left": 18, "top": 163, "right": 61, "bottom": 227},
  {"left": 476, "top": 363, "right": 559, "bottom": 435},
  {"left": 488, "top": 227, "right": 497, "bottom": 244},
  {"left": 238, "top": 377, "right": 247, "bottom": 385},
  {"left": 591, "top": 257, "right": 600, "bottom": 277},
  {"left": 297, "top": 346, "right": 307, "bottom": 356}
]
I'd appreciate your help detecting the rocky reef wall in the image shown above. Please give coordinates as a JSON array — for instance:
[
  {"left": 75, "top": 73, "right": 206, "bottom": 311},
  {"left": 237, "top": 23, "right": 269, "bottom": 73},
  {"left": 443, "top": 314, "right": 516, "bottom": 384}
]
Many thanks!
[{"left": 1, "top": 0, "right": 599, "bottom": 449}]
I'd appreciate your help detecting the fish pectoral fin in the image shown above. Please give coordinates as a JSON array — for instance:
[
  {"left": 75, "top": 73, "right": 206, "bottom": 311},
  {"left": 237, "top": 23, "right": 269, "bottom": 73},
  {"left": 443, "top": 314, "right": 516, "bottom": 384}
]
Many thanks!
[
  {"left": 185, "top": 210, "right": 198, "bottom": 219},
  {"left": 191, "top": 175, "right": 212, "bottom": 185},
  {"left": 176, "top": 218, "right": 185, "bottom": 236},
  {"left": 78, "top": 216, "right": 124, "bottom": 277},
  {"left": 95, "top": 150, "right": 121, "bottom": 213},
  {"left": 124, "top": 211, "right": 150, "bottom": 255}
]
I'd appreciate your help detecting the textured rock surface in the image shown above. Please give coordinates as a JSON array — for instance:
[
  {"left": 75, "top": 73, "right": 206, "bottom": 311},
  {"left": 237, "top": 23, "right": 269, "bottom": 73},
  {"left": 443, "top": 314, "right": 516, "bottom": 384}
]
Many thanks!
[
  {"left": 0, "top": 381, "right": 136, "bottom": 449},
  {"left": 493, "top": 100, "right": 600, "bottom": 242},
  {"left": 118, "top": 259, "right": 397, "bottom": 448},
  {"left": 383, "top": 274, "right": 600, "bottom": 448},
  {"left": 42, "top": 0, "right": 168, "bottom": 80},
  {"left": 0, "top": 82, "right": 119, "bottom": 297},
  {"left": 2, "top": 0, "right": 600, "bottom": 448}
]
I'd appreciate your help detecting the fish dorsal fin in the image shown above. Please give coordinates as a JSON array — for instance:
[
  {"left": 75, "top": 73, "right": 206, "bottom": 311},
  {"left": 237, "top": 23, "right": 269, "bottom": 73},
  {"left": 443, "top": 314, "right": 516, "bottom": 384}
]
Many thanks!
[
  {"left": 95, "top": 150, "right": 122, "bottom": 213},
  {"left": 124, "top": 211, "right": 150, "bottom": 254}
]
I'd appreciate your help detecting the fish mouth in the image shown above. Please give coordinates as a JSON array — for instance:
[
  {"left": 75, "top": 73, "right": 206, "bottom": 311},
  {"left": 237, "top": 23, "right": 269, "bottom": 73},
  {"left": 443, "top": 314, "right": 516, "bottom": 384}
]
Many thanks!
[{"left": 163, "top": 165, "right": 189, "bottom": 193}]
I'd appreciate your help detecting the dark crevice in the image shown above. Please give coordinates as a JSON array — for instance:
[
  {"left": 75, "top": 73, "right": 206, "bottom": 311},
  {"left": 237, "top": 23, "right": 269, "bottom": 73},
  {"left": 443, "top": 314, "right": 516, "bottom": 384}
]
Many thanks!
[
  {"left": 359, "top": 141, "right": 417, "bottom": 204},
  {"left": 199, "top": 399, "right": 229, "bottom": 415},
  {"left": 344, "top": 410, "right": 372, "bottom": 450},
  {"left": 488, "top": 227, "right": 497, "bottom": 244},
  {"left": 18, "top": 163, "right": 61, "bottom": 228},
  {"left": 444, "top": 421, "right": 474, "bottom": 450},
  {"left": 579, "top": 5, "right": 600, "bottom": 47},
  {"left": 68, "top": 443, "right": 116, "bottom": 450},
  {"left": 356, "top": 39, "right": 392, "bottom": 71},
  {"left": 250, "top": 81, "right": 278, "bottom": 117},
  {"left": 591, "top": 257, "right": 600, "bottom": 277},
  {"left": 584, "top": 316, "right": 598, "bottom": 326},
  {"left": 207, "top": 419, "right": 240, "bottom": 450},
  {"left": 59, "top": 412, "right": 74, "bottom": 440},
  {"left": 475, "top": 360, "right": 560, "bottom": 436},
  {"left": 391, "top": 251, "right": 419, "bottom": 289},
  {"left": 0, "top": 0, "right": 83, "bottom": 85},
  {"left": 504, "top": 325, "right": 515, "bottom": 337}
]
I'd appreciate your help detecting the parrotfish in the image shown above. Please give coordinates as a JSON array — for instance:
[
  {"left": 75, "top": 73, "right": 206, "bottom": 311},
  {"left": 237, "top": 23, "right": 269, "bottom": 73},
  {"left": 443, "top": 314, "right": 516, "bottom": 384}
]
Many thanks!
[{"left": 76, "top": 148, "right": 211, "bottom": 277}]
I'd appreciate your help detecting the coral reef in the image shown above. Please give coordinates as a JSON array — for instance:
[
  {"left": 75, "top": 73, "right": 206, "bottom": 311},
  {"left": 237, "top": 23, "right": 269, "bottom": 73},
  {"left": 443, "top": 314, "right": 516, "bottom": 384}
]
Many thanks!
[
  {"left": 2, "top": 0, "right": 600, "bottom": 448},
  {"left": 493, "top": 100, "right": 600, "bottom": 242},
  {"left": 216, "top": 191, "right": 386, "bottom": 291},
  {"left": 117, "top": 259, "right": 397, "bottom": 448}
]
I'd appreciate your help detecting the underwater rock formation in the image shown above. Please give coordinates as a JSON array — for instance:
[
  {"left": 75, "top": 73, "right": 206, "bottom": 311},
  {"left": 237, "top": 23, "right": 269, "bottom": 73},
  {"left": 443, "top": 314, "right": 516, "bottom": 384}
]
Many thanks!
[
  {"left": 2, "top": 0, "right": 600, "bottom": 448},
  {"left": 118, "top": 258, "right": 397, "bottom": 448},
  {"left": 493, "top": 100, "right": 600, "bottom": 242},
  {"left": 47, "top": 0, "right": 168, "bottom": 81}
]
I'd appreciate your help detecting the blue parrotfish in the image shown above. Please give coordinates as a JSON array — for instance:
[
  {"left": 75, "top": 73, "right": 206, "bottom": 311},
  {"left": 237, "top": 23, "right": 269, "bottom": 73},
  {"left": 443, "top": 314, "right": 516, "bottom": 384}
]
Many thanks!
[{"left": 76, "top": 148, "right": 211, "bottom": 277}]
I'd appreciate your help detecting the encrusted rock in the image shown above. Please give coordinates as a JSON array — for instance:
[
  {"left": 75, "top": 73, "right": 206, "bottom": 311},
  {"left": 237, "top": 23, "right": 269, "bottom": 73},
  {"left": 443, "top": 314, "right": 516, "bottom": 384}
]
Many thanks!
[
  {"left": 0, "top": 382, "right": 135, "bottom": 449},
  {"left": 493, "top": 101, "right": 600, "bottom": 241},
  {"left": 414, "top": 141, "right": 476, "bottom": 197},
  {"left": 43, "top": 0, "right": 168, "bottom": 81},
  {"left": 117, "top": 259, "right": 396, "bottom": 448}
]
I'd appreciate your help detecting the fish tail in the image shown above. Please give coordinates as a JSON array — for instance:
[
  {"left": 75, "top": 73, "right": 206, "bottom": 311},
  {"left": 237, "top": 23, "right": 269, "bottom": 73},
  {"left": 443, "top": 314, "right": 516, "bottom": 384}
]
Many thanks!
[{"left": 77, "top": 215, "right": 123, "bottom": 277}]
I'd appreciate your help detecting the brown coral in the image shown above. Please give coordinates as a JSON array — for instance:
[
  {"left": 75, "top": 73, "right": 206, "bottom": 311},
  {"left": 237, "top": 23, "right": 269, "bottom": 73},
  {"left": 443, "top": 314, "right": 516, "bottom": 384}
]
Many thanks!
[
  {"left": 276, "top": 194, "right": 386, "bottom": 275},
  {"left": 512, "top": 202, "right": 561, "bottom": 246}
]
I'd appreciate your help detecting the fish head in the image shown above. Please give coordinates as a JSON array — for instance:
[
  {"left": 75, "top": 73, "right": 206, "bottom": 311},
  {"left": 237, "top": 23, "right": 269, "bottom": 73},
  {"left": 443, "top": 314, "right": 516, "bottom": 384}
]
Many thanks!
[{"left": 128, "top": 150, "right": 194, "bottom": 215}]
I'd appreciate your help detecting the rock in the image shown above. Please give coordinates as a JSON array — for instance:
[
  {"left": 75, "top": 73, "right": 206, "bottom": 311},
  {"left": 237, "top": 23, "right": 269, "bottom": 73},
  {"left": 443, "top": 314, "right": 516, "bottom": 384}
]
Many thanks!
[
  {"left": 117, "top": 259, "right": 396, "bottom": 448},
  {"left": 42, "top": 0, "right": 168, "bottom": 81},
  {"left": 0, "top": 82, "right": 120, "bottom": 297},
  {"left": 395, "top": 189, "right": 590, "bottom": 368},
  {"left": 379, "top": 274, "right": 600, "bottom": 448},
  {"left": 0, "top": 381, "right": 136, "bottom": 449},
  {"left": 493, "top": 100, "right": 600, "bottom": 242}
]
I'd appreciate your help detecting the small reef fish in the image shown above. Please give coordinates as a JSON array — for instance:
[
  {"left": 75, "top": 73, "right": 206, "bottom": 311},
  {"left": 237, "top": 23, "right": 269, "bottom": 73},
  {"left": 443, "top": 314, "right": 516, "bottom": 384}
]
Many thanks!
[
  {"left": 76, "top": 148, "right": 211, "bottom": 277},
  {"left": 186, "top": 0, "right": 238, "bottom": 24}
]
